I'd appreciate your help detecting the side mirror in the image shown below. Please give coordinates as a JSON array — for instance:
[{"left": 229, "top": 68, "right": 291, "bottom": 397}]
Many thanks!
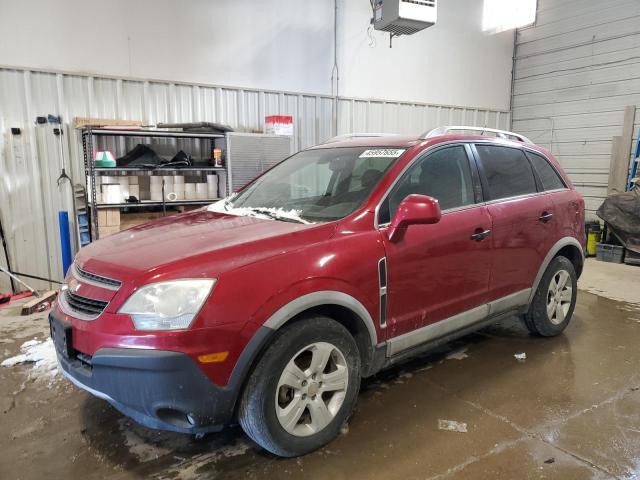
[{"left": 388, "top": 194, "right": 441, "bottom": 242}]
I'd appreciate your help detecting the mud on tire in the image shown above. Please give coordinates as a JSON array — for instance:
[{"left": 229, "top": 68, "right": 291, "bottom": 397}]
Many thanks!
[
  {"left": 524, "top": 255, "right": 577, "bottom": 337},
  {"left": 238, "top": 316, "right": 361, "bottom": 457}
]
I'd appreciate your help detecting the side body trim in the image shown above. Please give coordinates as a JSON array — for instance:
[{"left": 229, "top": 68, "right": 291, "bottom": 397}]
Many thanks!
[
  {"left": 488, "top": 288, "right": 531, "bottom": 315},
  {"left": 378, "top": 257, "right": 388, "bottom": 328},
  {"left": 529, "top": 236, "right": 584, "bottom": 304},
  {"left": 262, "top": 290, "right": 378, "bottom": 347},
  {"left": 386, "top": 288, "right": 531, "bottom": 357}
]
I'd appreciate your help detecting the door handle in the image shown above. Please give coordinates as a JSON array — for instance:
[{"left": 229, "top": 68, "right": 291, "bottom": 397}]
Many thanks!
[
  {"left": 470, "top": 228, "right": 491, "bottom": 241},
  {"left": 539, "top": 212, "right": 554, "bottom": 223}
]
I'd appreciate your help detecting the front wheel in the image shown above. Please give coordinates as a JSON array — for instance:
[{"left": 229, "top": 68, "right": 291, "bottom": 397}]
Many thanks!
[
  {"left": 524, "top": 255, "right": 577, "bottom": 336},
  {"left": 238, "top": 316, "right": 361, "bottom": 457}
]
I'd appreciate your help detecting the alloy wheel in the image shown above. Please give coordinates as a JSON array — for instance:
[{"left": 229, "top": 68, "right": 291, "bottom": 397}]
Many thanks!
[
  {"left": 275, "top": 342, "right": 349, "bottom": 437},
  {"left": 546, "top": 269, "right": 572, "bottom": 325}
]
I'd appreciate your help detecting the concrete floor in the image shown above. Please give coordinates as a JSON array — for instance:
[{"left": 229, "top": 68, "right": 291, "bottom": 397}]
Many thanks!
[{"left": 1, "top": 259, "right": 639, "bottom": 480}]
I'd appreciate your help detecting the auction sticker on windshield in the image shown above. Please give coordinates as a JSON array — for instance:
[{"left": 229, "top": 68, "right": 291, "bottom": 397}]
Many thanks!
[{"left": 359, "top": 149, "right": 405, "bottom": 158}]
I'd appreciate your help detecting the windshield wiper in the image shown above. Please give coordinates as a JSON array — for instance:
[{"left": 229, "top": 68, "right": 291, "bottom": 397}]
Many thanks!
[{"left": 249, "top": 208, "right": 306, "bottom": 224}]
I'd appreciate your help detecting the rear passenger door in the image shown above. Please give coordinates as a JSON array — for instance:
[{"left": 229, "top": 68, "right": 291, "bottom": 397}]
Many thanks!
[{"left": 473, "top": 144, "right": 555, "bottom": 304}]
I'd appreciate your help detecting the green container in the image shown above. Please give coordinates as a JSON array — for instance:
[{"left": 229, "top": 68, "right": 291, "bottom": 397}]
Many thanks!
[
  {"left": 95, "top": 151, "right": 116, "bottom": 167},
  {"left": 95, "top": 158, "right": 116, "bottom": 167}
]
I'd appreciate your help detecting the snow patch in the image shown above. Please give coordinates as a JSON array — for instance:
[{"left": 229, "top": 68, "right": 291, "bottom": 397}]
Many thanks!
[
  {"left": 514, "top": 352, "right": 527, "bottom": 362},
  {"left": 438, "top": 419, "right": 468, "bottom": 433},
  {"left": 446, "top": 347, "right": 469, "bottom": 361},
  {"left": 162, "top": 441, "right": 251, "bottom": 480},
  {"left": 207, "top": 198, "right": 313, "bottom": 224},
  {"left": 1, "top": 338, "right": 60, "bottom": 383}
]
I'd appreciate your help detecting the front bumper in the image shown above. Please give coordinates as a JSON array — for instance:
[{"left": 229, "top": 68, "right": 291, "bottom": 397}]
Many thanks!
[{"left": 50, "top": 311, "right": 237, "bottom": 434}]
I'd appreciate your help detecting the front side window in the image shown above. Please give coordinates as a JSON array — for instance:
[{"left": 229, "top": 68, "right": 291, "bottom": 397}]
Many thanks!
[
  {"left": 228, "top": 147, "right": 402, "bottom": 222},
  {"left": 378, "top": 146, "right": 475, "bottom": 224},
  {"left": 527, "top": 151, "right": 566, "bottom": 191},
  {"left": 475, "top": 145, "right": 537, "bottom": 201}
]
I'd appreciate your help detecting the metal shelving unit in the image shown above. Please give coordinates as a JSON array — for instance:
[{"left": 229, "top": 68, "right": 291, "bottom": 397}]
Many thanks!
[
  {"left": 81, "top": 127, "right": 227, "bottom": 241},
  {"left": 93, "top": 167, "right": 227, "bottom": 175},
  {"left": 94, "top": 200, "right": 215, "bottom": 209}
]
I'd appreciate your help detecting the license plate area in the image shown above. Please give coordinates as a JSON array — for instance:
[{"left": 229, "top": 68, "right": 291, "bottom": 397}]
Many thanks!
[{"left": 50, "top": 316, "right": 74, "bottom": 359}]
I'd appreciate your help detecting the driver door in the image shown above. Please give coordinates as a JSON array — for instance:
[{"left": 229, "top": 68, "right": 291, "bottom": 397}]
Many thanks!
[{"left": 378, "top": 144, "right": 492, "bottom": 344}]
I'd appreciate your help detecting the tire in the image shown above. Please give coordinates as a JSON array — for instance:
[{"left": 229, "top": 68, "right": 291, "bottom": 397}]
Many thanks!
[
  {"left": 238, "top": 316, "right": 361, "bottom": 457},
  {"left": 524, "top": 255, "right": 577, "bottom": 337}
]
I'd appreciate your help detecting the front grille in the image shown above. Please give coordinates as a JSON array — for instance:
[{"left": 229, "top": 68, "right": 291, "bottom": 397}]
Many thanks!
[
  {"left": 74, "top": 264, "right": 122, "bottom": 289},
  {"left": 64, "top": 290, "right": 108, "bottom": 317}
]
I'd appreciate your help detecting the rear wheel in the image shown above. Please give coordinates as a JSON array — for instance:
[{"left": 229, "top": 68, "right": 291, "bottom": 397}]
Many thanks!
[
  {"left": 524, "top": 256, "right": 577, "bottom": 336},
  {"left": 238, "top": 316, "right": 361, "bottom": 457}
]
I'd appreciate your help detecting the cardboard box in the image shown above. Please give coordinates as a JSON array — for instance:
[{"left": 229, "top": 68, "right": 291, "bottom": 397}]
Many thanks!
[
  {"left": 74, "top": 117, "right": 142, "bottom": 129},
  {"left": 265, "top": 115, "right": 293, "bottom": 136},
  {"left": 98, "top": 226, "right": 120, "bottom": 238},
  {"left": 98, "top": 208, "right": 120, "bottom": 227},
  {"left": 119, "top": 212, "right": 178, "bottom": 231}
]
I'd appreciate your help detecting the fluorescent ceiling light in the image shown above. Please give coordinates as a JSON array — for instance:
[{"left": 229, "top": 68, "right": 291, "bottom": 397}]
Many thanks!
[{"left": 483, "top": 0, "right": 537, "bottom": 33}]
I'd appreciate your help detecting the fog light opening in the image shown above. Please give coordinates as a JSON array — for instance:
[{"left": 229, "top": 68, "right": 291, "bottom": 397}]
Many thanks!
[{"left": 156, "top": 408, "right": 193, "bottom": 428}]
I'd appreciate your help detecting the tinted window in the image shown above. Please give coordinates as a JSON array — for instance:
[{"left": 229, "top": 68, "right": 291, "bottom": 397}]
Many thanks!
[
  {"left": 378, "top": 146, "right": 474, "bottom": 224},
  {"left": 476, "top": 145, "right": 537, "bottom": 200},
  {"left": 527, "top": 152, "right": 565, "bottom": 191}
]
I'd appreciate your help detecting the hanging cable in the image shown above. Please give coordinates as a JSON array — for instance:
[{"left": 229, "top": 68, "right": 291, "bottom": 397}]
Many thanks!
[{"left": 330, "top": 0, "right": 340, "bottom": 135}]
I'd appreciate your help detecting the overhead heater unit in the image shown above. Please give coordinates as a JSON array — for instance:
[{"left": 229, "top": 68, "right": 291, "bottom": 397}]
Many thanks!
[{"left": 373, "top": 0, "right": 437, "bottom": 36}]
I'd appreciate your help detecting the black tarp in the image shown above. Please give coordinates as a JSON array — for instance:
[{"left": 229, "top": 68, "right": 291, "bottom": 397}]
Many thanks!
[
  {"left": 596, "top": 190, "right": 640, "bottom": 253},
  {"left": 116, "top": 144, "right": 192, "bottom": 168},
  {"left": 156, "top": 122, "right": 233, "bottom": 133}
]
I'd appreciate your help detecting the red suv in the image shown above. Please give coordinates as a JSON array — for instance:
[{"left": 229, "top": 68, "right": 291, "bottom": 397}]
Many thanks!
[{"left": 52, "top": 127, "right": 585, "bottom": 457}]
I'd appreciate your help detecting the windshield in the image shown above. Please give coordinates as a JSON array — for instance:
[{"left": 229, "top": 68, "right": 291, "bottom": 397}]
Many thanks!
[{"left": 214, "top": 147, "right": 404, "bottom": 223}]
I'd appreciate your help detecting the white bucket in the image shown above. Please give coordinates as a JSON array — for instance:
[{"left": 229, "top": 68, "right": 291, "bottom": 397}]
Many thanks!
[
  {"left": 118, "top": 177, "right": 130, "bottom": 200},
  {"left": 102, "top": 184, "right": 122, "bottom": 204},
  {"left": 196, "top": 183, "right": 208, "bottom": 200},
  {"left": 172, "top": 183, "right": 185, "bottom": 200},
  {"left": 184, "top": 183, "right": 197, "bottom": 200},
  {"left": 150, "top": 185, "right": 163, "bottom": 201}
]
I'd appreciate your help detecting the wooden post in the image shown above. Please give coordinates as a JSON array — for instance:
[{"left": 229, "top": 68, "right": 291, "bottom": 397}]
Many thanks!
[{"left": 608, "top": 106, "right": 636, "bottom": 194}]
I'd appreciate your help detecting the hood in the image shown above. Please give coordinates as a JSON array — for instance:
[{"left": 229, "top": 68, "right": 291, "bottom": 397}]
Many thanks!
[{"left": 76, "top": 210, "right": 336, "bottom": 283}]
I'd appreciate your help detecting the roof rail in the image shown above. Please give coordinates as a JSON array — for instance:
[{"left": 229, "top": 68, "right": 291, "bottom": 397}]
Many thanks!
[
  {"left": 323, "top": 133, "right": 401, "bottom": 144},
  {"left": 420, "top": 126, "right": 532, "bottom": 144}
]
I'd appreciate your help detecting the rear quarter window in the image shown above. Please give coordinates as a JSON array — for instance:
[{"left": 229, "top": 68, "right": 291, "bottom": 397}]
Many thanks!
[
  {"left": 527, "top": 151, "right": 566, "bottom": 191},
  {"left": 475, "top": 145, "right": 537, "bottom": 201}
]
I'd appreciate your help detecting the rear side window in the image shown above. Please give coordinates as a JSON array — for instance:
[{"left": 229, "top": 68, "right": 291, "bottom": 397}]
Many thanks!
[
  {"left": 475, "top": 145, "right": 537, "bottom": 201},
  {"left": 527, "top": 152, "right": 566, "bottom": 191}
]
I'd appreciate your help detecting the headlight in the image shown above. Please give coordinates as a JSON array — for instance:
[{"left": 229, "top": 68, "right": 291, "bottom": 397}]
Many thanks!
[{"left": 119, "top": 279, "right": 215, "bottom": 331}]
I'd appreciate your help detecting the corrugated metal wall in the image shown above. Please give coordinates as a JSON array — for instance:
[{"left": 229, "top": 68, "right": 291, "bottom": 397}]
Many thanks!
[
  {"left": 0, "top": 66, "right": 509, "bottom": 290},
  {"left": 512, "top": 0, "right": 640, "bottom": 219}
]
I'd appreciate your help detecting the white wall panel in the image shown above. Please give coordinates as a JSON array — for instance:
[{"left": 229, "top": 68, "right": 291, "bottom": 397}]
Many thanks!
[
  {"left": 512, "top": 0, "right": 640, "bottom": 220},
  {"left": 0, "top": 66, "right": 508, "bottom": 290},
  {"left": 0, "top": 0, "right": 514, "bottom": 111}
]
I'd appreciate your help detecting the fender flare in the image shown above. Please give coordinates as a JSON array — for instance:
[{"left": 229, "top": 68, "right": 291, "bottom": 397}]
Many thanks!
[
  {"left": 262, "top": 290, "right": 379, "bottom": 348},
  {"left": 529, "top": 237, "right": 584, "bottom": 304}
]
